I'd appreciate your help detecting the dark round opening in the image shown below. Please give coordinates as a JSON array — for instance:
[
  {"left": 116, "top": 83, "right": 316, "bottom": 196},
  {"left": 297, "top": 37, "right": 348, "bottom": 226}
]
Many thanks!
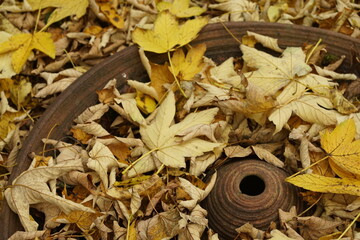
[{"left": 240, "top": 175, "right": 265, "bottom": 196}]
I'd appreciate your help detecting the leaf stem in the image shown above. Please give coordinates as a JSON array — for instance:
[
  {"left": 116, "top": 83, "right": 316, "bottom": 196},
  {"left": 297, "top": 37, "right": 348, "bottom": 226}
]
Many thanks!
[
  {"left": 305, "top": 38, "right": 322, "bottom": 64},
  {"left": 336, "top": 211, "right": 360, "bottom": 240},
  {"left": 167, "top": 51, "right": 187, "bottom": 98},
  {"left": 286, "top": 155, "right": 328, "bottom": 179},
  {"left": 155, "top": 164, "right": 165, "bottom": 175},
  {"left": 122, "top": 148, "right": 159, "bottom": 175},
  {"left": 220, "top": 21, "right": 242, "bottom": 44}
]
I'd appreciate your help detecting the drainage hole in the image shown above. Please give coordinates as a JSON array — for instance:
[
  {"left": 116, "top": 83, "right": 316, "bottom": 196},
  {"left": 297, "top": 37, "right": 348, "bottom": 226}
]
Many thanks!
[{"left": 240, "top": 175, "right": 265, "bottom": 196}]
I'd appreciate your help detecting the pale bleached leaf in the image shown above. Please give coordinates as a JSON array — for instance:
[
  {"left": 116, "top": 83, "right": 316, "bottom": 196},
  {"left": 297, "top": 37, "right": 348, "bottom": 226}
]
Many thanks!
[
  {"left": 269, "top": 95, "right": 340, "bottom": 133},
  {"left": 247, "top": 31, "right": 283, "bottom": 52},
  {"left": 35, "top": 77, "right": 77, "bottom": 98},
  {"left": 224, "top": 145, "right": 252, "bottom": 158},
  {"left": 139, "top": 91, "right": 221, "bottom": 168},
  {"left": 73, "top": 122, "right": 110, "bottom": 137},
  {"left": 189, "top": 153, "right": 217, "bottom": 177},
  {"left": 178, "top": 173, "right": 216, "bottom": 210},
  {"left": 269, "top": 229, "right": 296, "bottom": 240},
  {"left": 209, "top": 0, "right": 258, "bottom": 21},
  {"left": 210, "top": 57, "right": 244, "bottom": 90},
  {"left": 241, "top": 45, "right": 312, "bottom": 96},
  {"left": 192, "top": 82, "right": 230, "bottom": 108},
  {"left": 5, "top": 158, "right": 95, "bottom": 231},
  {"left": 127, "top": 80, "right": 159, "bottom": 101},
  {"left": 119, "top": 98, "right": 146, "bottom": 125},
  {"left": 130, "top": 189, "right": 142, "bottom": 215},
  {"left": 178, "top": 205, "right": 208, "bottom": 240},
  {"left": 88, "top": 141, "right": 128, "bottom": 189},
  {"left": 74, "top": 103, "right": 109, "bottom": 124},
  {"left": 8, "top": 230, "right": 46, "bottom": 240},
  {"left": 235, "top": 223, "right": 264, "bottom": 239},
  {"left": 314, "top": 65, "right": 357, "bottom": 80},
  {"left": 127, "top": 147, "right": 162, "bottom": 178},
  {"left": 252, "top": 145, "right": 284, "bottom": 168}
]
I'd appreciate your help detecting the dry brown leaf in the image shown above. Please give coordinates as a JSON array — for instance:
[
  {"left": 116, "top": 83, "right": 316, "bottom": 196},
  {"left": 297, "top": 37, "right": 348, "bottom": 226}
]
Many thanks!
[
  {"left": 297, "top": 216, "right": 342, "bottom": 240},
  {"left": 137, "top": 208, "right": 181, "bottom": 240},
  {"left": 235, "top": 223, "right": 264, "bottom": 240},
  {"left": 55, "top": 210, "right": 102, "bottom": 231},
  {"left": 70, "top": 128, "right": 93, "bottom": 144}
]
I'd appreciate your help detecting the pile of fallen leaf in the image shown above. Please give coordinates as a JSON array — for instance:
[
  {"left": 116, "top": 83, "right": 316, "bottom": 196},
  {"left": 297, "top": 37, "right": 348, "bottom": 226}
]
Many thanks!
[{"left": 1, "top": 0, "right": 360, "bottom": 239}]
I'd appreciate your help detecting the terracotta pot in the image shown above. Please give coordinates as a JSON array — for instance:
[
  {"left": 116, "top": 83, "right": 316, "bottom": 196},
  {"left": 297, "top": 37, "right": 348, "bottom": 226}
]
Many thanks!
[{"left": 1, "top": 22, "right": 359, "bottom": 238}]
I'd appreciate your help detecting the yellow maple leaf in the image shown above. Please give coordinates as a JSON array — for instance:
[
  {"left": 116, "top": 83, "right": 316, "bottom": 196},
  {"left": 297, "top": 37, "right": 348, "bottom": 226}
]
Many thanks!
[
  {"left": 170, "top": 43, "right": 206, "bottom": 81},
  {"left": 320, "top": 119, "right": 360, "bottom": 175},
  {"left": 286, "top": 173, "right": 360, "bottom": 196},
  {"left": 132, "top": 11, "right": 208, "bottom": 53},
  {"left": 27, "top": 0, "right": 89, "bottom": 29},
  {"left": 0, "top": 32, "right": 55, "bottom": 73},
  {"left": 157, "top": 0, "right": 205, "bottom": 18}
]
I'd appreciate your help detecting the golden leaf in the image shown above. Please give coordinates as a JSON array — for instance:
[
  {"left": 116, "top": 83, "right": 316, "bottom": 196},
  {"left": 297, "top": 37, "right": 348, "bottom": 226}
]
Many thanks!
[
  {"left": 56, "top": 210, "right": 101, "bottom": 231},
  {"left": 0, "top": 32, "right": 55, "bottom": 73},
  {"left": 0, "top": 111, "right": 26, "bottom": 140},
  {"left": 27, "top": 0, "right": 89, "bottom": 29},
  {"left": 114, "top": 175, "right": 151, "bottom": 187},
  {"left": 128, "top": 220, "right": 137, "bottom": 240},
  {"left": 287, "top": 174, "right": 360, "bottom": 196},
  {"left": 135, "top": 90, "right": 157, "bottom": 114},
  {"left": 132, "top": 11, "right": 208, "bottom": 53},
  {"left": 33, "top": 155, "right": 52, "bottom": 168},
  {"left": 150, "top": 62, "right": 175, "bottom": 98},
  {"left": 70, "top": 128, "right": 92, "bottom": 144},
  {"left": 320, "top": 119, "right": 360, "bottom": 175},
  {"left": 107, "top": 141, "right": 131, "bottom": 164},
  {"left": 96, "top": 1, "right": 124, "bottom": 29},
  {"left": 157, "top": 0, "right": 205, "bottom": 18},
  {"left": 170, "top": 43, "right": 206, "bottom": 81}
]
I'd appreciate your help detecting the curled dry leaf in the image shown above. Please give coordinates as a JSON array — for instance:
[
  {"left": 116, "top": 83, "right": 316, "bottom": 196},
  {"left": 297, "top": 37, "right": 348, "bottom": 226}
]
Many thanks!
[{"left": 297, "top": 216, "right": 342, "bottom": 240}]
